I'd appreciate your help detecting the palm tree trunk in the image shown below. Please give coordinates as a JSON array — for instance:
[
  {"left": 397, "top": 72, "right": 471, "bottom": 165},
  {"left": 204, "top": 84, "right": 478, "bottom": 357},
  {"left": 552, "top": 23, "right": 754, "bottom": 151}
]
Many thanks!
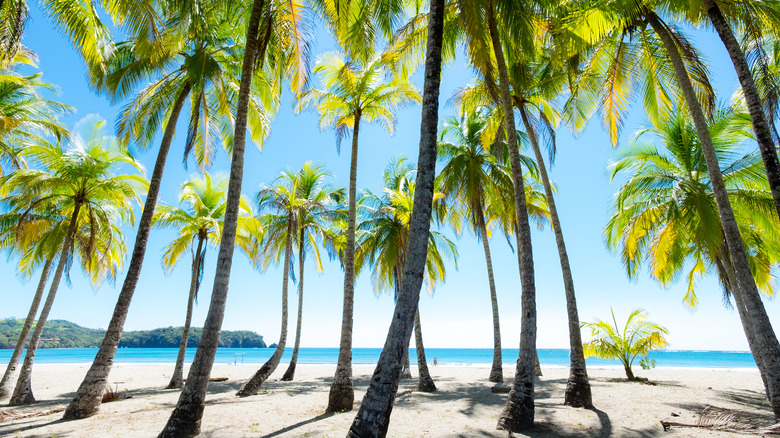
[
  {"left": 623, "top": 364, "right": 635, "bottom": 381},
  {"left": 518, "top": 108, "right": 591, "bottom": 407},
  {"left": 487, "top": 4, "right": 538, "bottom": 432},
  {"left": 156, "top": 0, "right": 266, "bottom": 435},
  {"left": 237, "top": 220, "right": 292, "bottom": 395},
  {"left": 718, "top": 245, "right": 771, "bottom": 400},
  {"left": 347, "top": 0, "right": 444, "bottom": 434},
  {"left": 282, "top": 227, "right": 306, "bottom": 382},
  {"left": 646, "top": 10, "right": 780, "bottom": 420},
  {"left": 702, "top": 0, "right": 780, "bottom": 222},
  {"left": 10, "top": 203, "right": 80, "bottom": 406},
  {"left": 401, "top": 349, "right": 412, "bottom": 379},
  {"left": 534, "top": 349, "right": 542, "bottom": 377},
  {"left": 167, "top": 235, "right": 205, "bottom": 390},
  {"left": 0, "top": 256, "right": 52, "bottom": 399},
  {"left": 327, "top": 112, "right": 360, "bottom": 412},
  {"left": 414, "top": 310, "right": 436, "bottom": 392},
  {"left": 63, "top": 82, "right": 192, "bottom": 420},
  {"left": 476, "top": 203, "right": 503, "bottom": 383}
]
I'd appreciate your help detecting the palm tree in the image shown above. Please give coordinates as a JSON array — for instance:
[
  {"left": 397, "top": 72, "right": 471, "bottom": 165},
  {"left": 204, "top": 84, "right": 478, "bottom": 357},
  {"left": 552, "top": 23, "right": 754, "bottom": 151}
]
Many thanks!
[
  {"left": 158, "top": 0, "right": 315, "bottom": 432},
  {"left": 462, "top": 45, "right": 593, "bottom": 405},
  {"left": 0, "top": 52, "right": 68, "bottom": 175},
  {"left": 606, "top": 105, "right": 780, "bottom": 388},
  {"left": 582, "top": 309, "right": 669, "bottom": 381},
  {"left": 361, "top": 158, "right": 458, "bottom": 393},
  {"left": 561, "top": 1, "right": 780, "bottom": 419},
  {"left": 295, "top": 51, "right": 421, "bottom": 412},
  {"left": 436, "top": 110, "right": 511, "bottom": 383},
  {"left": 63, "top": 0, "right": 277, "bottom": 419},
  {"left": 237, "top": 164, "right": 339, "bottom": 395},
  {"left": 152, "top": 172, "right": 252, "bottom": 389},
  {"left": 1, "top": 114, "right": 145, "bottom": 406},
  {"left": 281, "top": 163, "right": 342, "bottom": 381},
  {"left": 347, "top": 0, "right": 445, "bottom": 434},
  {"left": 465, "top": 0, "right": 542, "bottom": 429}
]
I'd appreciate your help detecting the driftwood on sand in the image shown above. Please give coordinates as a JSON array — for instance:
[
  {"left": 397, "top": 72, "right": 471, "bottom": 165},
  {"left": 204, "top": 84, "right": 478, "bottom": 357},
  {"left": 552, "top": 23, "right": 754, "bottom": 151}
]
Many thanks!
[
  {"left": 0, "top": 407, "right": 65, "bottom": 422},
  {"left": 661, "top": 406, "right": 780, "bottom": 435}
]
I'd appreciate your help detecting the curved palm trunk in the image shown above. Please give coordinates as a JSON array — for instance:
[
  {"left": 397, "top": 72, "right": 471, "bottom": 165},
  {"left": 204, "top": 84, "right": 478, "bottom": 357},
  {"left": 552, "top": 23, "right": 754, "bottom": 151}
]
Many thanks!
[
  {"left": 10, "top": 204, "right": 80, "bottom": 406},
  {"left": 0, "top": 256, "right": 53, "bottom": 399},
  {"left": 167, "top": 235, "right": 205, "bottom": 390},
  {"left": 414, "top": 310, "right": 435, "bottom": 392},
  {"left": 702, "top": 0, "right": 780, "bottom": 222},
  {"left": 646, "top": 10, "right": 780, "bottom": 420},
  {"left": 327, "top": 112, "right": 360, "bottom": 412},
  {"left": 395, "top": 267, "right": 414, "bottom": 380},
  {"left": 534, "top": 349, "right": 542, "bottom": 377},
  {"left": 718, "top": 245, "right": 770, "bottom": 399},
  {"left": 518, "top": 108, "right": 591, "bottom": 407},
  {"left": 63, "top": 83, "right": 192, "bottom": 419},
  {"left": 475, "top": 203, "right": 503, "bottom": 383},
  {"left": 488, "top": 5, "right": 538, "bottom": 432},
  {"left": 156, "top": 0, "right": 266, "bottom": 434},
  {"left": 347, "top": 0, "right": 444, "bottom": 434},
  {"left": 282, "top": 228, "right": 305, "bottom": 382},
  {"left": 237, "top": 221, "right": 292, "bottom": 395}
]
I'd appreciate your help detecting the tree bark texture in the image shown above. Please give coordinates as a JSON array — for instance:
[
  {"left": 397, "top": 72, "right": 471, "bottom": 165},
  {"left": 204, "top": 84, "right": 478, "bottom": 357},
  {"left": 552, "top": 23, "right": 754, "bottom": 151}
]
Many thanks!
[
  {"left": 401, "top": 348, "right": 412, "bottom": 379},
  {"left": 646, "top": 10, "right": 780, "bottom": 420},
  {"left": 702, "top": 0, "right": 780, "bottom": 223},
  {"left": 0, "top": 256, "right": 52, "bottom": 399},
  {"left": 518, "top": 108, "right": 591, "bottom": 407},
  {"left": 718, "top": 245, "right": 771, "bottom": 399},
  {"left": 10, "top": 204, "right": 81, "bottom": 406},
  {"left": 488, "top": 4, "right": 538, "bottom": 432},
  {"left": 63, "top": 83, "right": 192, "bottom": 419},
  {"left": 414, "top": 310, "right": 436, "bottom": 392},
  {"left": 156, "top": 0, "right": 266, "bottom": 434},
  {"left": 476, "top": 203, "right": 503, "bottom": 383},
  {"left": 327, "top": 112, "right": 360, "bottom": 412},
  {"left": 346, "top": 0, "right": 444, "bottom": 435},
  {"left": 167, "top": 235, "right": 205, "bottom": 390},
  {"left": 282, "top": 228, "right": 306, "bottom": 382},
  {"left": 236, "top": 220, "right": 292, "bottom": 395}
]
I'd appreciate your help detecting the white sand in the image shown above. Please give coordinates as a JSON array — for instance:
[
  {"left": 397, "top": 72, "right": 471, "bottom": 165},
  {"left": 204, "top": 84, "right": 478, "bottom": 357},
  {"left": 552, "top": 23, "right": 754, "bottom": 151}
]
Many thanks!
[{"left": 0, "top": 363, "right": 774, "bottom": 437}]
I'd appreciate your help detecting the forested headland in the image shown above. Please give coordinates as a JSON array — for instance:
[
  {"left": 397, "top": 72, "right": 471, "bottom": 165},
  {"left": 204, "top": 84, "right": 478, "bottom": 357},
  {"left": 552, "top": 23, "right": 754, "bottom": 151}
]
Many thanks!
[{"left": 0, "top": 319, "right": 266, "bottom": 349}]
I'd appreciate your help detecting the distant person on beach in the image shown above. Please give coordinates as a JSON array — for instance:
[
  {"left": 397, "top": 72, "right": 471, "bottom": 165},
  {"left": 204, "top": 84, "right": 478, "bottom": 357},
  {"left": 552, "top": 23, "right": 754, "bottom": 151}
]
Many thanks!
[{"left": 433, "top": 357, "right": 437, "bottom": 366}]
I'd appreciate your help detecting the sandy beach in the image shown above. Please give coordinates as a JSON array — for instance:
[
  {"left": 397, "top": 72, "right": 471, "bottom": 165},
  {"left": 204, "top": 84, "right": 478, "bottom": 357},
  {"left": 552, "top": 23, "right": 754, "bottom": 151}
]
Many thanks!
[{"left": 0, "top": 363, "right": 774, "bottom": 437}]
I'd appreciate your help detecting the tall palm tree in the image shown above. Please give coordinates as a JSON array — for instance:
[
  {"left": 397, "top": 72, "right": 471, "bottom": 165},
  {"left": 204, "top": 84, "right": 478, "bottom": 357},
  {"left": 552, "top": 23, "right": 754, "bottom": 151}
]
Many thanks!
[
  {"left": 156, "top": 0, "right": 269, "bottom": 433},
  {"left": 606, "top": 105, "right": 780, "bottom": 388},
  {"left": 466, "top": 0, "right": 542, "bottom": 429},
  {"left": 460, "top": 44, "right": 593, "bottom": 405},
  {"left": 281, "top": 163, "right": 342, "bottom": 381},
  {"left": 295, "top": 51, "right": 421, "bottom": 412},
  {"left": 562, "top": 1, "right": 780, "bottom": 419},
  {"left": 347, "top": 0, "right": 445, "bottom": 434},
  {"left": 237, "top": 163, "right": 339, "bottom": 395},
  {"left": 158, "top": 0, "right": 314, "bottom": 433},
  {"left": 361, "top": 158, "right": 458, "bottom": 393},
  {"left": 0, "top": 51, "right": 68, "bottom": 176},
  {"left": 63, "top": 0, "right": 277, "bottom": 419},
  {"left": 2, "top": 114, "right": 145, "bottom": 406},
  {"left": 152, "top": 172, "right": 252, "bottom": 389},
  {"left": 436, "top": 110, "right": 511, "bottom": 383}
]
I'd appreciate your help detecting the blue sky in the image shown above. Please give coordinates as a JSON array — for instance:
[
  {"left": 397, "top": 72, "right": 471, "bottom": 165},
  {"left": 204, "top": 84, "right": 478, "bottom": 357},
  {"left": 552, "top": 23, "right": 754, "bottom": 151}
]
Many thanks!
[{"left": 3, "top": 5, "right": 779, "bottom": 352}]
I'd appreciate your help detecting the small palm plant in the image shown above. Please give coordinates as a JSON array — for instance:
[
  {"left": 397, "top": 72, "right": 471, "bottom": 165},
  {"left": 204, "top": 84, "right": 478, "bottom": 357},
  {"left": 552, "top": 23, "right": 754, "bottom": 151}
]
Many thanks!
[{"left": 582, "top": 308, "right": 669, "bottom": 381}]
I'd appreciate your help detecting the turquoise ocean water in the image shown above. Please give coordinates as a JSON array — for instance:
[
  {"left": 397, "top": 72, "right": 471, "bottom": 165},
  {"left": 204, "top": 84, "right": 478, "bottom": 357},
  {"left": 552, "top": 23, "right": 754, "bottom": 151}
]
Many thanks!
[{"left": 0, "top": 348, "right": 757, "bottom": 368}]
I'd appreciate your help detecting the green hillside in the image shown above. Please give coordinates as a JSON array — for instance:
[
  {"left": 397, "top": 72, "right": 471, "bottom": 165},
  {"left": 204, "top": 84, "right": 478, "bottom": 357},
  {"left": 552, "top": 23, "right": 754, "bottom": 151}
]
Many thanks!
[{"left": 0, "top": 319, "right": 266, "bottom": 349}]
